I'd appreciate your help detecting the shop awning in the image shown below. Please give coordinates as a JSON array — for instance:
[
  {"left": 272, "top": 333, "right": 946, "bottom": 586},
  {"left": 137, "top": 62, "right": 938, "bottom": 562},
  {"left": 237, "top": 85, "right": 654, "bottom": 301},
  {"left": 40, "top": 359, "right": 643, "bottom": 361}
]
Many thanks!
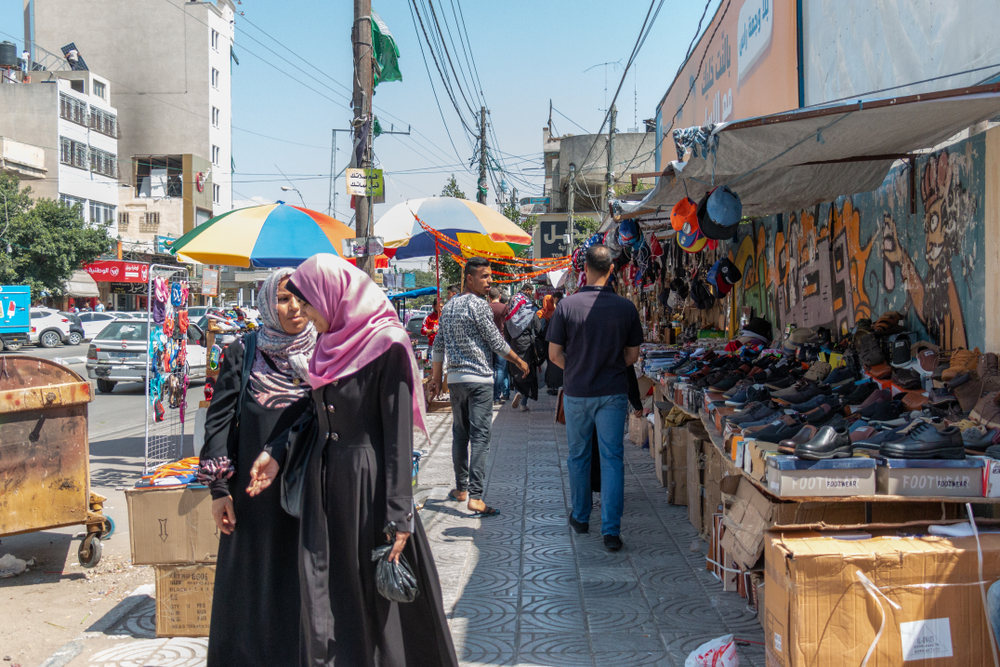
[
  {"left": 388, "top": 287, "right": 437, "bottom": 300},
  {"left": 64, "top": 270, "right": 99, "bottom": 298},
  {"left": 617, "top": 83, "right": 1000, "bottom": 220}
]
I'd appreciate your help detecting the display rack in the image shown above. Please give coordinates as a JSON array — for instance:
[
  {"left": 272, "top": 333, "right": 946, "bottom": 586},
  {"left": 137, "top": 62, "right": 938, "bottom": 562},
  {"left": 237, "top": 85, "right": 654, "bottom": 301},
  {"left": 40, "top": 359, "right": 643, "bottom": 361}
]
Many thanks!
[{"left": 144, "top": 264, "right": 192, "bottom": 474}]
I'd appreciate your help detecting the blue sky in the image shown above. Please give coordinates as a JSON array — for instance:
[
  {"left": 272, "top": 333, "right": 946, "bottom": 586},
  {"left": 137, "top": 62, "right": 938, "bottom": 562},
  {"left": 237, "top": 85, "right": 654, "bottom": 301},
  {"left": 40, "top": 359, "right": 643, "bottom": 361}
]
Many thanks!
[{"left": 1, "top": 0, "right": 722, "bottom": 221}]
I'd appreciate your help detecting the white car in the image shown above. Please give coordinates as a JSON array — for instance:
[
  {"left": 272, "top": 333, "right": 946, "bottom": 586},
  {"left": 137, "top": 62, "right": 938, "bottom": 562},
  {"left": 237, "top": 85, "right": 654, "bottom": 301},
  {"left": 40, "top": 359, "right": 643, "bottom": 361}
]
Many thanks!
[
  {"left": 85, "top": 320, "right": 208, "bottom": 394},
  {"left": 29, "top": 308, "right": 74, "bottom": 348},
  {"left": 76, "top": 311, "right": 121, "bottom": 340}
]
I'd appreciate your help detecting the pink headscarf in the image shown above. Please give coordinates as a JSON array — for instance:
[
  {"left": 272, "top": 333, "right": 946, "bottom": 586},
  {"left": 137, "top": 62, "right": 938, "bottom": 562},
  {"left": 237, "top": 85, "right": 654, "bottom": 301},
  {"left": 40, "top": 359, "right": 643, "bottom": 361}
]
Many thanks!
[{"left": 289, "top": 254, "right": 428, "bottom": 440}]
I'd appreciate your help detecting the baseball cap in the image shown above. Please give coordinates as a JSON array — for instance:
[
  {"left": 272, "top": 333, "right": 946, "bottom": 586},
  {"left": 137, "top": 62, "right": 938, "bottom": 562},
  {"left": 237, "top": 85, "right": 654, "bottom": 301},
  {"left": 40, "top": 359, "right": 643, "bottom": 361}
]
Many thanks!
[
  {"left": 671, "top": 197, "right": 699, "bottom": 232},
  {"left": 707, "top": 258, "right": 743, "bottom": 297},
  {"left": 697, "top": 186, "right": 743, "bottom": 240},
  {"left": 676, "top": 227, "right": 707, "bottom": 254},
  {"left": 618, "top": 219, "right": 641, "bottom": 249}
]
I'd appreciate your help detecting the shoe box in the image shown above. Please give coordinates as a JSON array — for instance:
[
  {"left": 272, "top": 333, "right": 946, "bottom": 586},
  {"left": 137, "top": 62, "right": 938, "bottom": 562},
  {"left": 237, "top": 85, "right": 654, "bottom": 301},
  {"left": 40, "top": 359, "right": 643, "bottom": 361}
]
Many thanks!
[
  {"left": 874, "top": 457, "right": 985, "bottom": 497},
  {"left": 126, "top": 486, "right": 219, "bottom": 565},
  {"left": 154, "top": 563, "right": 214, "bottom": 637},
  {"left": 973, "top": 456, "right": 1000, "bottom": 497},
  {"left": 766, "top": 456, "right": 876, "bottom": 497},
  {"left": 655, "top": 426, "right": 689, "bottom": 506},
  {"left": 764, "top": 521, "right": 1000, "bottom": 666}
]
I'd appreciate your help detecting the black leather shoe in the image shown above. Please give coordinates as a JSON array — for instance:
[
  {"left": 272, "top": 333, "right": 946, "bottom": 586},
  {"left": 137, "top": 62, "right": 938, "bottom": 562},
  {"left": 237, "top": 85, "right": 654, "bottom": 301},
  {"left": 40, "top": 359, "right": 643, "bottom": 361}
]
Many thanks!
[
  {"left": 603, "top": 534, "right": 624, "bottom": 551},
  {"left": 794, "top": 424, "right": 852, "bottom": 460},
  {"left": 745, "top": 415, "right": 805, "bottom": 444},
  {"left": 878, "top": 422, "right": 965, "bottom": 459},
  {"left": 569, "top": 517, "right": 589, "bottom": 534}
]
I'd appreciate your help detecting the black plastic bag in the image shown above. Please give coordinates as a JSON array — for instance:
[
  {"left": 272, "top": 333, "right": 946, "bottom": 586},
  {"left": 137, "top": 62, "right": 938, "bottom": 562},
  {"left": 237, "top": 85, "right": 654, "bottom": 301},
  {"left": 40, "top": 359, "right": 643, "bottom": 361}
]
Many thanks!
[{"left": 371, "top": 523, "right": 419, "bottom": 603}]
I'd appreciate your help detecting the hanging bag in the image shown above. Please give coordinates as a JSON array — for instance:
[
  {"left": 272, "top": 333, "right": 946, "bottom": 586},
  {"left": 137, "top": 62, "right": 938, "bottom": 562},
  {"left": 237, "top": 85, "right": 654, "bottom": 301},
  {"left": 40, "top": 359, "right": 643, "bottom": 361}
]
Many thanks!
[
  {"left": 278, "top": 402, "right": 318, "bottom": 518},
  {"left": 371, "top": 522, "right": 420, "bottom": 603}
]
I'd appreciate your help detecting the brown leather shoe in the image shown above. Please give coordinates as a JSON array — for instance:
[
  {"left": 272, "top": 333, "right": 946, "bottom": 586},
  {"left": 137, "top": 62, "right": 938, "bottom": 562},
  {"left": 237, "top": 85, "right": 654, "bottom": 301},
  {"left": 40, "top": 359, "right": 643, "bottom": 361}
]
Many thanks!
[{"left": 778, "top": 425, "right": 818, "bottom": 455}]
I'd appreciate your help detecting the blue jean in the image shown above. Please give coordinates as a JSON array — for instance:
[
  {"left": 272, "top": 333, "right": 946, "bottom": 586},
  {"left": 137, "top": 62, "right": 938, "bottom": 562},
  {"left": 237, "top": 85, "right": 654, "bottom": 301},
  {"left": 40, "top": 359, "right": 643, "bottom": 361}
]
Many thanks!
[
  {"left": 493, "top": 352, "right": 510, "bottom": 401},
  {"left": 564, "top": 394, "right": 628, "bottom": 536},
  {"left": 989, "top": 581, "right": 1000, "bottom": 644}
]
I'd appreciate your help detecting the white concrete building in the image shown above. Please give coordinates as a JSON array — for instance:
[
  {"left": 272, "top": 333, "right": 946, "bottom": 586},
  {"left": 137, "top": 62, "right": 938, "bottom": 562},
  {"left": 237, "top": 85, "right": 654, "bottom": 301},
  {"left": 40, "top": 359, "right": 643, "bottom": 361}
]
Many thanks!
[
  {"left": 0, "top": 69, "right": 119, "bottom": 234},
  {"left": 25, "top": 0, "right": 235, "bottom": 228}
]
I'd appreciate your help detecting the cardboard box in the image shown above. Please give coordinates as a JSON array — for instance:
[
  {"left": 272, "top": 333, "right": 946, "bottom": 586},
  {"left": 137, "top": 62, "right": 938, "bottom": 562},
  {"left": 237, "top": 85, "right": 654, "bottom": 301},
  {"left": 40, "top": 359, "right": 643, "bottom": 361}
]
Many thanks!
[
  {"left": 701, "top": 440, "right": 724, "bottom": 537},
  {"left": 766, "top": 456, "right": 876, "bottom": 498},
  {"left": 665, "top": 427, "right": 688, "bottom": 505},
  {"left": 747, "top": 440, "right": 780, "bottom": 483},
  {"left": 755, "top": 578, "right": 766, "bottom": 629},
  {"left": 647, "top": 419, "right": 656, "bottom": 459},
  {"left": 978, "top": 456, "right": 1000, "bottom": 497},
  {"left": 715, "top": 407, "right": 738, "bottom": 433},
  {"left": 876, "top": 457, "right": 985, "bottom": 497},
  {"left": 764, "top": 525, "right": 1000, "bottom": 666},
  {"left": 126, "top": 486, "right": 219, "bottom": 565},
  {"left": 628, "top": 413, "right": 647, "bottom": 446},
  {"left": 155, "top": 563, "right": 215, "bottom": 637},
  {"left": 687, "top": 431, "right": 704, "bottom": 533},
  {"left": 709, "top": 512, "right": 739, "bottom": 591},
  {"left": 720, "top": 477, "right": 865, "bottom": 569}
]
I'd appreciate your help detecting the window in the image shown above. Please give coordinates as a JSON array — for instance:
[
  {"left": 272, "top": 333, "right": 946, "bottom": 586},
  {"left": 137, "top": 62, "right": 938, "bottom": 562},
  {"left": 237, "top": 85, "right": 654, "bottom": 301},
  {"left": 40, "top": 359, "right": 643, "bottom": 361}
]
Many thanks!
[
  {"left": 118, "top": 211, "right": 130, "bottom": 230},
  {"left": 93, "top": 80, "right": 106, "bottom": 100},
  {"left": 78, "top": 313, "right": 92, "bottom": 322},
  {"left": 60, "top": 194, "right": 85, "bottom": 210},
  {"left": 89, "top": 107, "right": 117, "bottom": 138},
  {"left": 89, "top": 201, "right": 115, "bottom": 225},
  {"left": 211, "top": 145, "right": 220, "bottom": 165},
  {"left": 89, "top": 147, "right": 118, "bottom": 178},
  {"left": 212, "top": 106, "right": 220, "bottom": 128},
  {"left": 59, "top": 93, "right": 88, "bottom": 126},
  {"left": 211, "top": 68, "right": 220, "bottom": 89},
  {"left": 59, "top": 137, "right": 88, "bottom": 169},
  {"left": 140, "top": 212, "right": 160, "bottom": 232},
  {"left": 213, "top": 184, "right": 221, "bottom": 204},
  {"left": 211, "top": 29, "right": 219, "bottom": 51}
]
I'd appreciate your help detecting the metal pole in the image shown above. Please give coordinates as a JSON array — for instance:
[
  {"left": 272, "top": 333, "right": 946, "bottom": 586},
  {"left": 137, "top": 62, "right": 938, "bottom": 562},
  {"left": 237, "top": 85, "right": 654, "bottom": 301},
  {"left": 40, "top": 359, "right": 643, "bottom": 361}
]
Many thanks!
[
  {"left": 354, "top": 0, "right": 375, "bottom": 277},
  {"left": 328, "top": 129, "right": 336, "bottom": 216},
  {"left": 604, "top": 103, "right": 616, "bottom": 214},
  {"left": 478, "top": 106, "right": 487, "bottom": 205},
  {"left": 568, "top": 164, "right": 576, "bottom": 250}
]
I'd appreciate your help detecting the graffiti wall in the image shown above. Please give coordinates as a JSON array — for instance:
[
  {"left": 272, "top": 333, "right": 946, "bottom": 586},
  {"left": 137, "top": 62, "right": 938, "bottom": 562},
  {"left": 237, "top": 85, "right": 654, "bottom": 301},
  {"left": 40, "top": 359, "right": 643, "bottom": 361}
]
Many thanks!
[{"left": 729, "top": 132, "right": 986, "bottom": 351}]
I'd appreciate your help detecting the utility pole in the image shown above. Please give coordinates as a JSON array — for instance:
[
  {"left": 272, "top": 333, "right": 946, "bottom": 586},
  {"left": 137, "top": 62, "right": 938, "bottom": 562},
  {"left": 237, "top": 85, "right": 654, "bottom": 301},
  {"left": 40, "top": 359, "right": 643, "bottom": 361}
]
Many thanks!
[
  {"left": 604, "top": 103, "right": 616, "bottom": 215},
  {"left": 353, "top": 0, "right": 375, "bottom": 277},
  {"left": 567, "top": 164, "right": 576, "bottom": 250},
  {"left": 478, "top": 106, "right": 488, "bottom": 205},
  {"left": 327, "top": 128, "right": 352, "bottom": 219}
]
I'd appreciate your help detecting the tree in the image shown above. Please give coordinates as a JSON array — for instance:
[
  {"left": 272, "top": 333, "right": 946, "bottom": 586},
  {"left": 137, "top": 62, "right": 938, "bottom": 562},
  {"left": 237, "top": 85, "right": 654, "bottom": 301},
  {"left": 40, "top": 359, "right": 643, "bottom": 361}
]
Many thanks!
[
  {"left": 0, "top": 173, "right": 114, "bottom": 298},
  {"left": 441, "top": 174, "right": 466, "bottom": 199}
]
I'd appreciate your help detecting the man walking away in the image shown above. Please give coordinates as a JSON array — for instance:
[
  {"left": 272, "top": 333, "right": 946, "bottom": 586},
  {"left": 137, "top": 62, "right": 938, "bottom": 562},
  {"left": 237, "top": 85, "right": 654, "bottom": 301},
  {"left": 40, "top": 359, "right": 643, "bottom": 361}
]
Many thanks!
[
  {"left": 504, "top": 284, "right": 542, "bottom": 411},
  {"left": 488, "top": 287, "right": 510, "bottom": 405},
  {"left": 429, "top": 257, "right": 529, "bottom": 516},
  {"left": 547, "top": 245, "right": 642, "bottom": 551}
]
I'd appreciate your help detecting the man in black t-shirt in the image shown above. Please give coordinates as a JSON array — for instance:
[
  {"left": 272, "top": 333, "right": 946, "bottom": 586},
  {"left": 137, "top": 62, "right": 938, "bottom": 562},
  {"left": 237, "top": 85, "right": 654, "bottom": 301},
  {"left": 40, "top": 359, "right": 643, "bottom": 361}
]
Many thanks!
[{"left": 547, "top": 245, "right": 642, "bottom": 551}]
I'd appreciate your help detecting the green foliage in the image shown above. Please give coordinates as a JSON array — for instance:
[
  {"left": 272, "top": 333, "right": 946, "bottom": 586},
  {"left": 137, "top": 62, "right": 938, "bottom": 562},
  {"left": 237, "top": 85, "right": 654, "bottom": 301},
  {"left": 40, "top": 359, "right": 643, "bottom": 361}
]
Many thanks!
[
  {"left": 612, "top": 179, "right": 649, "bottom": 199},
  {"left": 441, "top": 175, "right": 466, "bottom": 199},
  {"left": 574, "top": 215, "right": 602, "bottom": 239},
  {"left": 0, "top": 173, "right": 114, "bottom": 297}
]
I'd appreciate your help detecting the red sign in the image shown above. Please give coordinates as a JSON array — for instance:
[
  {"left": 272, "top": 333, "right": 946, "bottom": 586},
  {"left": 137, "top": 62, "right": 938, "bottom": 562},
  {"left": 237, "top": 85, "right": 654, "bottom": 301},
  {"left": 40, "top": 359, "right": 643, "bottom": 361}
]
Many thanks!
[{"left": 84, "top": 261, "right": 150, "bottom": 283}]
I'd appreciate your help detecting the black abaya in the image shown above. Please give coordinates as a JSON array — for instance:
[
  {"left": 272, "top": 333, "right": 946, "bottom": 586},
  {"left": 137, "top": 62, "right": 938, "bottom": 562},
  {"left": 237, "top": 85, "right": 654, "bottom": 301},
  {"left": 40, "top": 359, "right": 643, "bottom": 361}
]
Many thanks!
[
  {"left": 200, "top": 341, "right": 310, "bottom": 667},
  {"left": 275, "top": 343, "right": 457, "bottom": 667},
  {"left": 507, "top": 316, "right": 543, "bottom": 401}
]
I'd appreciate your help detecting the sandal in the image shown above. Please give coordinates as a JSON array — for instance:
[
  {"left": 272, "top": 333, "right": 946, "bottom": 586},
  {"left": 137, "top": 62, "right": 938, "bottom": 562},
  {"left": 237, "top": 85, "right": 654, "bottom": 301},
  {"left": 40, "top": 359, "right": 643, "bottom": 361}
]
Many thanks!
[
  {"left": 469, "top": 506, "right": 500, "bottom": 519},
  {"left": 446, "top": 490, "right": 467, "bottom": 502}
]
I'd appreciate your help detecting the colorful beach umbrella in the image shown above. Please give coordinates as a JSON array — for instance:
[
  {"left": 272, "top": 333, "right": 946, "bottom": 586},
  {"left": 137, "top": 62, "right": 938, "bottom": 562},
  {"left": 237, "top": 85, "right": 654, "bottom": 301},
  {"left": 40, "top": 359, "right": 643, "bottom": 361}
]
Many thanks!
[
  {"left": 169, "top": 203, "right": 354, "bottom": 268},
  {"left": 374, "top": 197, "right": 531, "bottom": 260}
]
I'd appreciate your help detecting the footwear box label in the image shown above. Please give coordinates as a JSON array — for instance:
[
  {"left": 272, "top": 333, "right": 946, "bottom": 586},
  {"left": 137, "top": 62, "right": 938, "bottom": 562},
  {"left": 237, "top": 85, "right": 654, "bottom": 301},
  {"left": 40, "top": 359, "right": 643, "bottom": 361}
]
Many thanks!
[
  {"left": 766, "top": 467, "right": 876, "bottom": 497},
  {"left": 876, "top": 459, "right": 985, "bottom": 497}
]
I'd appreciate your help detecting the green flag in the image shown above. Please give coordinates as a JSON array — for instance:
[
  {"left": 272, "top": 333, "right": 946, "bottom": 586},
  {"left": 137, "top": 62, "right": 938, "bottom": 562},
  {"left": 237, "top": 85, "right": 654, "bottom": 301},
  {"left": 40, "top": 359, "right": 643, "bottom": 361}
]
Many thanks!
[
  {"left": 371, "top": 10, "right": 401, "bottom": 87},
  {"left": 373, "top": 117, "right": 383, "bottom": 138}
]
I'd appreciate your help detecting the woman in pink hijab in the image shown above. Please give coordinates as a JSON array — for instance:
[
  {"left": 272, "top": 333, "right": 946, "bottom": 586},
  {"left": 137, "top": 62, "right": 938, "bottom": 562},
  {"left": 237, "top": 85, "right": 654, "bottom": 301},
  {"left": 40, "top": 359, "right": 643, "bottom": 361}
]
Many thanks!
[{"left": 247, "top": 254, "right": 457, "bottom": 667}]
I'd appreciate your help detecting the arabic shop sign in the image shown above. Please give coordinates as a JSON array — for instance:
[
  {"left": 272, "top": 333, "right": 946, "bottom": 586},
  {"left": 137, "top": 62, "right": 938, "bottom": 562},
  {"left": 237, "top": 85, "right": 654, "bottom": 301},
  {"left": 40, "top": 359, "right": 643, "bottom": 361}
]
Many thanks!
[
  {"left": 84, "top": 260, "right": 150, "bottom": 283},
  {"left": 656, "top": 0, "right": 798, "bottom": 169},
  {"left": 738, "top": 0, "right": 773, "bottom": 84},
  {"left": 345, "top": 168, "right": 385, "bottom": 198}
]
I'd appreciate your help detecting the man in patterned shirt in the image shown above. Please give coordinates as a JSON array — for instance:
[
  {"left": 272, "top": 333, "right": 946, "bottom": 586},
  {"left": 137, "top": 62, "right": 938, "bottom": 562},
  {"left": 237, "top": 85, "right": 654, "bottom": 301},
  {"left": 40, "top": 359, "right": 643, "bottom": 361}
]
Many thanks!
[{"left": 429, "top": 257, "right": 529, "bottom": 516}]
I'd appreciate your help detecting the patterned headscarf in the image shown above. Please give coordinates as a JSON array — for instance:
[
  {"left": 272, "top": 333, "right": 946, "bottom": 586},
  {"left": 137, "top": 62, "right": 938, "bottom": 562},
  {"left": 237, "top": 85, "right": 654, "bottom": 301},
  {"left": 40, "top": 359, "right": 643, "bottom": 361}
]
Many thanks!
[{"left": 251, "top": 269, "right": 317, "bottom": 407}]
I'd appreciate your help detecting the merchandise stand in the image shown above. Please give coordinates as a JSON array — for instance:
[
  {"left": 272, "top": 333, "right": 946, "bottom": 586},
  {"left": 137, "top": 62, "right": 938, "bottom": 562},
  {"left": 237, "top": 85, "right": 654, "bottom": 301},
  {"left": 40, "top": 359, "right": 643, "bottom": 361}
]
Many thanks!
[{"left": 143, "top": 264, "right": 192, "bottom": 474}]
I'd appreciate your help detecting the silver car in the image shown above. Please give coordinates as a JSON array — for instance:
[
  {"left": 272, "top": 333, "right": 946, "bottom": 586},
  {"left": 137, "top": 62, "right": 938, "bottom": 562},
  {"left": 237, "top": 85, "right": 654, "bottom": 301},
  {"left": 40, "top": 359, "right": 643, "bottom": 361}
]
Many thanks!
[{"left": 86, "top": 320, "right": 208, "bottom": 394}]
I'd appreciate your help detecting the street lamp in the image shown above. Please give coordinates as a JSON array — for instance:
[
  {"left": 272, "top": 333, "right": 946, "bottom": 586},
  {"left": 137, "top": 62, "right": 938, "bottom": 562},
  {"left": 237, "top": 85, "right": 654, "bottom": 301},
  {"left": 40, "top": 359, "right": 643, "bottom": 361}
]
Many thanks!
[{"left": 280, "top": 186, "right": 306, "bottom": 208}]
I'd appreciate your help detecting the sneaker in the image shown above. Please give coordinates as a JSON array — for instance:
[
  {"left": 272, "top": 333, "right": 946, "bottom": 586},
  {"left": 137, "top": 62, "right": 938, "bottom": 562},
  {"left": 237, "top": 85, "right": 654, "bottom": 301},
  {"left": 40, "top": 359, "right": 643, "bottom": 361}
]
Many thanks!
[
  {"left": 804, "top": 402, "right": 844, "bottom": 425},
  {"left": 861, "top": 399, "right": 903, "bottom": 422},
  {"left": 520, "top": 403, "right": 530, "bottom": 412},
  {"left": 844, "top": 381, "right": 878, "bottom": 404},
  {"left": 942, "top": 347, "right": 981, "bottom": 383},
  {"left": 569, "top": 517, "right": 589, "bottom": 534},
  {"left": 603, "top": 534, "right": 624, "bottom": 551},
  {"left": 511, "top": 392, "right": 523, "bottom": 409},
  {"left": 744, "top": 415, "right": 804, "bottom": 444},
  {"left": 709, "top": 375, "right": 743, "bottom": 392},
  {"left": 822, "top": 366, "right": 856, "bottom": 386},
  {"left": 773, "top": 384, "right": 827, "bottom": 407},
  {"left": 726, "top": 402, "right": 775, "bottom": 425},
  {"left": 789, "top": 395, "right": 828, "bottom": 413},
  {"left": 765, "top": 375, "right": 798, "bottom": 391}
]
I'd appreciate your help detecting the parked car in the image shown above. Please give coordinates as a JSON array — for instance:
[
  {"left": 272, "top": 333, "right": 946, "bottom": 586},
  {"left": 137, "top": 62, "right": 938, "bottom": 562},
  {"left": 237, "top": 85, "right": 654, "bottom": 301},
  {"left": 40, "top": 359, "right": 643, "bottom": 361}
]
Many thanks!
[
  {"left": 29, "top": 307, "right": 75, "bottom": 348},
  {"left": 60, "top": 312, "right": 86, "bottom": 346},
  {"left": 76, "top": 311, "right": 120, "bottom": 341},
  {"left": 86, "top": 320, "right": 208, "bottom": 394},
  {"left": 418, "top": 304, "right": 434, "bottom": 315},
  {"left": 187, "top": 306, "right": 210, "bottom": 319},
  {"left": 405, "top": 313, "right": 428, "bottom": 345}
]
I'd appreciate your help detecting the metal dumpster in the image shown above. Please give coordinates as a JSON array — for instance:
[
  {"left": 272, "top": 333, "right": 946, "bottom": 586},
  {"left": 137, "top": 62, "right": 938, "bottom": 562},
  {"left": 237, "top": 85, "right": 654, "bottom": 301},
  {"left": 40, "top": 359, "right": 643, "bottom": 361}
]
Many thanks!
[{"left": 0, "top": 355, "right": 111, "bottom": 567}]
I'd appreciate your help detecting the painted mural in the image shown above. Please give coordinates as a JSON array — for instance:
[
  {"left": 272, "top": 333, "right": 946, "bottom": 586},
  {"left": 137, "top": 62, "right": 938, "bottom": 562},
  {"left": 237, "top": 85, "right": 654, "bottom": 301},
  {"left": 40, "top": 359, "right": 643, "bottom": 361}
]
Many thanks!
[{"left": 729, "top": 132, "right": 986, "bottom": 351}]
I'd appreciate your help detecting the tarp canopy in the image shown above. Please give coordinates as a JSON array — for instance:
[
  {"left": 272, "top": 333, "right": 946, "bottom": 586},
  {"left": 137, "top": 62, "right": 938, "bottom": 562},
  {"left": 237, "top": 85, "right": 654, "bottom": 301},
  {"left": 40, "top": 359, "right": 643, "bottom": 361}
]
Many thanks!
[
  {"left": 64, "top": 269, "right": 99, "bottom": 298},
  {"left": 387, "top": 286, "right": 436, "bottom": 301},
  {"left": 616, "top": 84, "right": 1000, "bottom": 221}
]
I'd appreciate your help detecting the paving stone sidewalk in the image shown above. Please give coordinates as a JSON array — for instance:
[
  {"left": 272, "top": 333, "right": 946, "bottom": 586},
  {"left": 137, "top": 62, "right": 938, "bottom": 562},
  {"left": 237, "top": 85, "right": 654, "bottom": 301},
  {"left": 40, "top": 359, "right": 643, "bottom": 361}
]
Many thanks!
[
  {"left": 421, "top": 393, "right": 766, "bottom": 667},
  {"left": 35, "top": 393, "right": 764, "bottom": 667}
]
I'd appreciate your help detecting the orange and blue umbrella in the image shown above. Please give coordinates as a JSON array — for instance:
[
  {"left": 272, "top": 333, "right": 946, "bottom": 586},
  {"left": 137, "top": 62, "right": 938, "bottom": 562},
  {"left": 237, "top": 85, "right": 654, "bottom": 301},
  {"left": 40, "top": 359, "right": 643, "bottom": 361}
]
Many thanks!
[
  {"left": 374, "top": 197, "right": 531, "bottom": 260},
  {"left": 169, "top": 203, "right": 354, "bottom": 268}
]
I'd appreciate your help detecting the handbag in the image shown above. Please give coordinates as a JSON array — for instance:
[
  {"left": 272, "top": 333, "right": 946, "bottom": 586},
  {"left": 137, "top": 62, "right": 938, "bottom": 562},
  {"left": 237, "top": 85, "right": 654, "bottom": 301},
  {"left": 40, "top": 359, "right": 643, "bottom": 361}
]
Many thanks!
[
  {"left": 279, "top": 403, "right": 319, "bottom": 518},
  {"left": 555, "top": 388, "right": 566, "bottom": 425}
]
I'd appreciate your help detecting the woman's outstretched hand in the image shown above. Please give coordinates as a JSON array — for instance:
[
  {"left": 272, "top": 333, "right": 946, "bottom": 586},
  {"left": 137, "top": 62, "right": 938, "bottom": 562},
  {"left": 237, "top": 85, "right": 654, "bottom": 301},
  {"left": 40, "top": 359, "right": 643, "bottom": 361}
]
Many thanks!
[
  {"left": 247, "top": 451, "right": 280, "bottom": 497},
  {"left": 388, "top": 530, "right": 411, "bottom": 563}
]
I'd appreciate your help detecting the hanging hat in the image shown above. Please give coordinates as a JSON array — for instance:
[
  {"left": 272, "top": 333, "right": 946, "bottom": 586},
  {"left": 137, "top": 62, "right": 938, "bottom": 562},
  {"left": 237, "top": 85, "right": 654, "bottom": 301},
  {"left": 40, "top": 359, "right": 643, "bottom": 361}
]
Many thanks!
[
  {"left": 697, "top": 186, "right": 743, "bottom": 240},
  {"left": 604, "top": 226, "right": 623, "bottom": 257},
  {"left": 676, "top": 226, "right": 707, "bottom": 253},
  {"left": 633, "top": 239, "right": 652, "bottom": 285},
  {"left": 649, "top": 234, "right": 664, "bottom": 257},
  {"left": 707, "top": 258, "right": 743, "bottom": 297},
  {"left": 618, "top": 219, "right": 641, "bottom": 248},
  {"left": 671, "top": 197, "right": 698, "bottom": 233}
]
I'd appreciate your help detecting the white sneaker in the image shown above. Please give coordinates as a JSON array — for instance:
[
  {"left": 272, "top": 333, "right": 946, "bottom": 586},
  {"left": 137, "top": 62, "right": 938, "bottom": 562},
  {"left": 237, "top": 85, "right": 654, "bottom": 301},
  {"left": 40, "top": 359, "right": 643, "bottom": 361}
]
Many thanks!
[
  {"left": 511, "top": 392, "right": 523, "bottom": 409},
  {"left": 520, "top": 403, "right": 530, "bottom": 412}
]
